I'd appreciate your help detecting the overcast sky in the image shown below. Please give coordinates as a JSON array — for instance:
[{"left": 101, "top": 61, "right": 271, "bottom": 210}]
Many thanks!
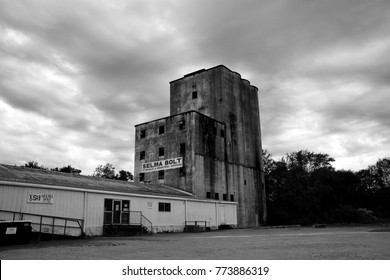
[{"left": 1, "top": 0, "right": 389, "bottom": 175}]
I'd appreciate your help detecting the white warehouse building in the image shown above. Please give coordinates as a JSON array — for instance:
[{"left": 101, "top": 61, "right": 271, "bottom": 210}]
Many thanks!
[{"left": 0, "top": 164, "right": 237, "bottom": 237}]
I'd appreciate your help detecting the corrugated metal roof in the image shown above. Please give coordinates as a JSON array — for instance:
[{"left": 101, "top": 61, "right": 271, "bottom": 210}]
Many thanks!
[{"left": 0, "top": 164, "right": 193, "bottom": 198}]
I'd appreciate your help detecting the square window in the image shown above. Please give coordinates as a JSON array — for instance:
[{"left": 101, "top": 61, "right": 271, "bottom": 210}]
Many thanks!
[
  {"left": 140, "top": 129, "right": 146, "bottom": 138},
  {"left": 158, "top": 202, "right": 164, "bottom": 211},
  {"left": 180, "top": 143, "right": 186, "bottom": 155},
  {"left": 139, "top": 173, "right": 144, "bottom": 182},
  {"left": 140, "top": 151, "right": 145, "bottom": 160},
  {"left": 159, "top": 147, "right": 164, "bottom": 157},
  {"left": 159, "top": 125, "right": 165, "bottom": 134},
  {"left": 179, "top": 167, "right": 185, "bottom": 176},
  {"left": 179, "top": 120, "right": 185, "bottom": 130},
  {"left": 230, "top": 194, "right": 234, "bottom": 202},
  {"left": 158, "top": 170, "right": 164, "bottom": 180},
  {"left": 158, "top": 202, "right": 171, "bottom": 212},
  {"left": 215, "top": 193, "right": 219, "bottom": 200},
  {"left": 192, "top": 91, "right": 197, "bottom": 99},
  {"left": 206, "top": 192, "right": 211, "bottom": 198},
  {"left": 223, "top": 194, "right": 227, "bottom": 201}
]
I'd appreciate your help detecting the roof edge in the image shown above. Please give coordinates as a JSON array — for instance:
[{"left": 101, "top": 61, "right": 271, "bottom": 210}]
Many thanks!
[
  {"left": 169, "top": 65, "right": 258, "bottom": 90},
  {"left": 135, "top": 110, "right": 226, "bottom": 127}
]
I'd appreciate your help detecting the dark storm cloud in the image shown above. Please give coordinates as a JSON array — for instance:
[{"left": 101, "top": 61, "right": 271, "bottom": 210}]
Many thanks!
[{"left": 0, "top": 0, "right": 389, "bottom": 173}]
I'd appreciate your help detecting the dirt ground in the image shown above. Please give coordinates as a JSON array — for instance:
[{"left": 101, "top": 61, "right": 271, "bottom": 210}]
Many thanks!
[{"left": 1, "top": 224, "right": 390, "bottom": 260}]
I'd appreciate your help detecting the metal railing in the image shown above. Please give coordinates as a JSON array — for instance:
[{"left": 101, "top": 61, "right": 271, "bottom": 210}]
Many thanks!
[
  {"left": 130, "top": 211, "right": 153, "bottom": 233},
  {"left": 0, "top": 209, "right": 84, "bottom": 237},
  {"left": 103, "top": 211, "right": 153, "bottom": 234}
]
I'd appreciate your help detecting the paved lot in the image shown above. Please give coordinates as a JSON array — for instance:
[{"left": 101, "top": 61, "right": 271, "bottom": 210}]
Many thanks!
[{"left": 1, "top": 224, "right": 390, "bottom": 259}]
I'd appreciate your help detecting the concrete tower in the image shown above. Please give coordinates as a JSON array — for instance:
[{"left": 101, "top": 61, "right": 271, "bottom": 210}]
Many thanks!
[{"left": 134, "top": 65, "right": 266, "bottom": 227}]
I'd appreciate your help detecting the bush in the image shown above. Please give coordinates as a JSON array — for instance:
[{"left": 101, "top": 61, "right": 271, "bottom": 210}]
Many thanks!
[{"left": 335, "top": 205, "right": 376, "bottom": 223}]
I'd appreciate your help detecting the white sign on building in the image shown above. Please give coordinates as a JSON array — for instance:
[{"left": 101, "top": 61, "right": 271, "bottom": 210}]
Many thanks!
[
  {"left": 27, "top": 193, "right": 54, "bottom": 204},
  {"left": 141, "top": 157, "right": 183, "bottom": 173}
]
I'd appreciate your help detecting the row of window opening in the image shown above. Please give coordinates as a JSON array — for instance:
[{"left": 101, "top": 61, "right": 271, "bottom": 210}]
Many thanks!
[
  {"left": 140, "top": 121, "right": 225, "bottom": 138},
  {"left": 139, "top": 168, "right": 186, "bottom": 182},
  {"left": 206, "top": 192, "right": 235, "bottom": 202},
  {"left": 140, "top": 121, "right": 186, "bottom": 139},
  {"left": 140, "top": 144, "right": 185, "bottom": 160}
]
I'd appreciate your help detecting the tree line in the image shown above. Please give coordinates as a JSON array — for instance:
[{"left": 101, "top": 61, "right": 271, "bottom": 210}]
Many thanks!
[
  {"left": 23, "top": 161, "right": 133, "bottom": 181},
  {"left": 263, "top": 149, "right": 390, "bottom": 225}
]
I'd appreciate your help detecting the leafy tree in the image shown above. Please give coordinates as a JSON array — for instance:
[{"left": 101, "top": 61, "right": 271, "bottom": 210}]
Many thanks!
[
  {"left": 52, "top": 165, "right": 76, "bottom": 173},
  {"left": 92, "top": 164, "right": 133, "bottom": 182},
  {"left": 357, "top": 157, "right": 390, "bottom": 217},
  {"left": 93, "top": 163, "right": 116, "bottom": 179},
  {"left": 284, "top": 150, "right": 335, "bottom": 172},
  {"left": 115, "top": 170, "right": 134, "bottom": 181},
  {"left": 23, "top": 161, "right": 46, "bottom": 170}
]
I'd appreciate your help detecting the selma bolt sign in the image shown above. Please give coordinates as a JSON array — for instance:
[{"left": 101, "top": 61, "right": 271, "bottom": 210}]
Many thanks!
[{"left": 142, "top": 157, "right": 183, "bottom": 172}]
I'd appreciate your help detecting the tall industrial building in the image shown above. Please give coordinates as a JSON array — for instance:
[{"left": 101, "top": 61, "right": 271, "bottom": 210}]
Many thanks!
[{"left": 134, "top": 65, "right": 266, "bottom": 227}]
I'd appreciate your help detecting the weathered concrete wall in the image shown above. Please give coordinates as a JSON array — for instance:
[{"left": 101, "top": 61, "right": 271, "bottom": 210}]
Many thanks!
[
  {"left": 134, "top": 112, "right": 195, "bottom": 193},
  {"left": 169, "top": 65, "right": 266, "bottom": 227}
]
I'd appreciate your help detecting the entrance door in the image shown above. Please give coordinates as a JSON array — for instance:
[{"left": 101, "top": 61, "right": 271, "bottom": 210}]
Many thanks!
[{"left": 113, "top": 200, "right": 121, "bottom": 224}]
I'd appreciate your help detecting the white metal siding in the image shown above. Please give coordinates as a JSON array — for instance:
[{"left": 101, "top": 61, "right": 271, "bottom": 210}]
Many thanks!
[
  {"left": 0, "top": 185, "right": 84, "bottom": 218},
  {"left": 0, "top": 183, "right": 237, "bottom": 236}
]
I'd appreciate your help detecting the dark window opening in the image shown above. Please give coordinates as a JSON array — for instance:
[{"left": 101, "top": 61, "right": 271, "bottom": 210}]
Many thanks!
[
  {"left": 104, "top": 199, "right": 130, "bottom": 225},
  {"left": 158, "top": 202, "right": 171, "bottom": 212},
  {"left": 223, "top": 193, "right": 227, "bottom": 201},
  {"left": 180, "top": 143, "right": 186, "bottom": 155},
  {"left": 140, "top": 129, "right": 146, "bottom": 138},
  {"left": 179, "top": 167, "right": 185, "bottom": 177},
  {"left": 158, "top": 170, "right": 164, "bottom": 180},
  {"left": 179, "top": 120, "right": 185, "bottom": 130},
  {"left": 192, "top": 91, "right": 197, "bottom": 99},
  {"left": 140, "top": 151, "right": 145, "bottom": 160},
  {"left": 159, "top": 147, "right": 164, "bottom": 157},
  {"left": 139, "top": 173, "right": 145, "bottom": 182},
  {"left": 159, "top": 125, "right": 165, "bottom": 134},
  {"left": 206, "top": 192, "right": 211, "bottom": 198},
  {"left": 215, "top": 193, "right": 219, "bottom": 200},
  {"left": 244, "top": 180, "right": 247, "bottom": 185},
  {"left": 103, "top": 199, "right": 113, "bottom": 224},
  {"left": 230, "top": 194, "right": 234, "bottom": 202}
]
